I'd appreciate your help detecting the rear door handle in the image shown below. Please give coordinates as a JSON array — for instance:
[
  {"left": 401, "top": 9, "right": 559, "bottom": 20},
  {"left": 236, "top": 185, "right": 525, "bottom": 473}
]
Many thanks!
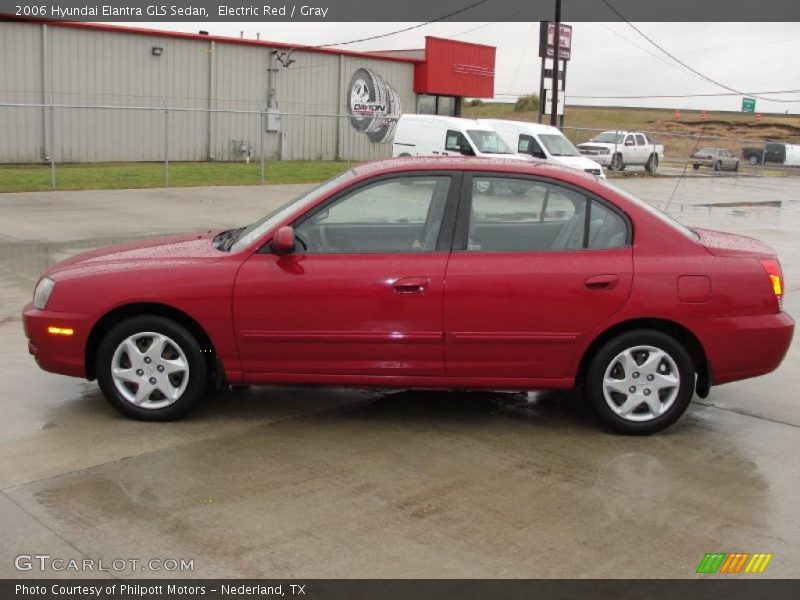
[
  {"left": 584, "top": 274, "right": 619, "bottom": 290},
  {"left": 393, "top": 277, "right": 429, "bottom": 294}
]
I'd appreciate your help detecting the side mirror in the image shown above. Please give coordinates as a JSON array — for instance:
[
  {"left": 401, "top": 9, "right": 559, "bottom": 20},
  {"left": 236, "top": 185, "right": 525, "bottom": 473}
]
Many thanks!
[
  {"left": 271, "top": 226, "right": 296, "bottom": 254},
  {"left": 460, "top": 144, "right": 475, "bottom": 157},
  {"left": 531, "top": 148, "right": 547, "bottom": 159}
]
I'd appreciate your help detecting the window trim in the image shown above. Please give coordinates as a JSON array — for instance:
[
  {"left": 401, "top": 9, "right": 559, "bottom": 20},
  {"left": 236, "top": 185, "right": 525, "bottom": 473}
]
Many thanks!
[
  {"left": 262, "top": 170, "right": 463, "bottom": 255},
  {"left": 452, "top": 172, "right": 632, "bottom": 253}
]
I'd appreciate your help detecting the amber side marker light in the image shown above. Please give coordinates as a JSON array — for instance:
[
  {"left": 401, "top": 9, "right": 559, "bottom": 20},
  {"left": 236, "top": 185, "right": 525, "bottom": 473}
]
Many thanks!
[
  {"left": 47, "top": 326, "right": 74, "bottom": 336},
  {"left": 760, "top": 259, "right": 784, "bottom": 305}
]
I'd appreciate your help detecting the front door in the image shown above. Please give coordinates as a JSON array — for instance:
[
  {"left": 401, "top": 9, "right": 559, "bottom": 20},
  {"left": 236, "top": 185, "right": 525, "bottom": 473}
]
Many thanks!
[
  {"left": 232, "top": 173, "right": 459, "bottom": 379},
  {"left": 443, "top": 174, "right": 633, "bottom": 381}
]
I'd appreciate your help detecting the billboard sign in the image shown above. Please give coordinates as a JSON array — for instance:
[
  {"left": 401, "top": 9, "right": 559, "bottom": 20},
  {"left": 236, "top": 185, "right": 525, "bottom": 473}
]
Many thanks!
[
  {"left": 346, "top": 68, "right": 402, "bottom": 144},
  {"left": 539, "top": 22, "right": 572, "bottom": 60}
]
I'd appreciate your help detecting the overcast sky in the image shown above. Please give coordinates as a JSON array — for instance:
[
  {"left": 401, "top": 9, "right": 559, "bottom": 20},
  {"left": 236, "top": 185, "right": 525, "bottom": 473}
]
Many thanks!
[{"left": 124, "top": 21, "right": 800, "bottom": 112}]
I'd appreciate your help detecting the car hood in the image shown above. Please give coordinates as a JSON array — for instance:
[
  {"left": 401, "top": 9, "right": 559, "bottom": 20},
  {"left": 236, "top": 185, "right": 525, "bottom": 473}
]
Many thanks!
[
  {"left": 692, "top": 227, "right": 777, "bottom": 258},
  {"left": 46, "top": 231, "right": 224, "bottom": 278},
  {"left": 549, "top": 155, "right": 604, "bottom": 170}
]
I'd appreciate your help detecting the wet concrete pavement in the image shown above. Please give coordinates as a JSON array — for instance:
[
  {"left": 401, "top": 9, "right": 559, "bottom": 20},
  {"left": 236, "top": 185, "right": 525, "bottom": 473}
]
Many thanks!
[{"left": 1, "top": 176, "right": 798, "bottom": 578}]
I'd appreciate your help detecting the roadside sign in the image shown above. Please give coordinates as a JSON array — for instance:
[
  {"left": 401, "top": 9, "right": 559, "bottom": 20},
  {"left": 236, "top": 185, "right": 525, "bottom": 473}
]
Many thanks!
[
  {"left": 539, "top": 22, "right": 572, "bottom": 60},
  {"left": 742, "top": 97, "right": 756, "bottom": 113},
  {"left": 542, "top": 89, "right": 565, "bottom": 116}
]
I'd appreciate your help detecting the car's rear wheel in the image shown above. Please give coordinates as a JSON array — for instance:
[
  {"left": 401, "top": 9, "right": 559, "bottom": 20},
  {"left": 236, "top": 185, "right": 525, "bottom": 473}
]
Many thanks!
[
  {"left": 748, "top": 155, "right": 759, "bottom": 165},
  {"left": 585, "top": 330, "right": 695, "bottom": 434},
  {"left": 96, "top": 315, "right": 208, "bottom": 420},
  {"left": 645, "top": 153, "right": 659, "bottom": 173}
]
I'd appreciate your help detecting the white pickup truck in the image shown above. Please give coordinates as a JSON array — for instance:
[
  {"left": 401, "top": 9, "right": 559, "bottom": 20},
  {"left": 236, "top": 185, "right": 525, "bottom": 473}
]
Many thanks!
[{"left": 577, "top": 131, "right": 664, "bottom": 173}]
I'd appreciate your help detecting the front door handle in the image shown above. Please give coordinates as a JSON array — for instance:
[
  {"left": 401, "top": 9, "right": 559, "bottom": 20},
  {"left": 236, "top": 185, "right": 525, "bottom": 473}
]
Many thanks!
[
  {"left": 584, "top": 274, "right": 619, "bottom": 290},
  {"left": 393, "top": 277, "right": 429, "bottom": 294}
]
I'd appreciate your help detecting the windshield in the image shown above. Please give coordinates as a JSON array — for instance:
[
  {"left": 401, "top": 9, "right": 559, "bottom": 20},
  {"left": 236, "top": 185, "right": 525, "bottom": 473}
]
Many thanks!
[
  {"left": 538, "top": 134, "right": 581, "bottom": 157},
  {"left": 590, "top": 132, "right": 625, "bottom": 144},
  {"left": 600, "top": 181, "right": 700, "bottom": 241},
  {"left": 466, "top": 130, "right": 513, "bottom": 154},
  {"left": 230, "top": 169, "right": 357, "bottom": 252},
  {"left": 696, "top": 148, "right": 717, "bottom": 154}
]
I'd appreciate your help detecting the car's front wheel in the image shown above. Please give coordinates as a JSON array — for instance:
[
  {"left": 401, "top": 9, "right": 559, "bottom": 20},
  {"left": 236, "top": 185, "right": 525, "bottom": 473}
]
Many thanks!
[
  {"left": 585, "top": 330, "right": 695, "bottom": 434},
  {"left": 96, "top": 315, "right": 208, "bottom": 420}
]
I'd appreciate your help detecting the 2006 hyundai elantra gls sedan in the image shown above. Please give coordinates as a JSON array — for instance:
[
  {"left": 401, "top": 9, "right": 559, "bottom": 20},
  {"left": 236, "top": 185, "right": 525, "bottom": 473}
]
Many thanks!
[{"left": 23, "top": 157, "right": 793, "bottom": 434}]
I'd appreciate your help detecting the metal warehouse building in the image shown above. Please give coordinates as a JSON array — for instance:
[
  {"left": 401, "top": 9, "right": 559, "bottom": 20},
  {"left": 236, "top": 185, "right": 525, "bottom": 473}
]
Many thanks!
[{"left": 0, "top": 19, "right": 496, "bottom": 164}]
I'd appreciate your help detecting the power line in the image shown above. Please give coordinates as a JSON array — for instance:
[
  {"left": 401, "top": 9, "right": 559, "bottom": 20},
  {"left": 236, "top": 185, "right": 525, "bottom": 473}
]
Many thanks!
[
  {"left": 566, "top": 89, "right": 800, "bottom": 100},
  {"left": 308, "top": 0, "right": 490, "bottom": 49},
  {"left": 600, "top": 0, "right": 799, "bottom": 103}
]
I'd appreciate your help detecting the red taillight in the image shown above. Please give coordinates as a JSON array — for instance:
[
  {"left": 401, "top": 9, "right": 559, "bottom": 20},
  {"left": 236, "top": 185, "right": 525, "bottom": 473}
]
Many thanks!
[{"left": 760, "top": 258, "right": 784, "bottom": 308}]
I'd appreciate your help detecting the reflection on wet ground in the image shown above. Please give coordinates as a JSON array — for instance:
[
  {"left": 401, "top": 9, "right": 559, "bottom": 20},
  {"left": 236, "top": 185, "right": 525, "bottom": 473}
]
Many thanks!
[{"left": 1, "top": 178, "right": 798, "bottom": 578}]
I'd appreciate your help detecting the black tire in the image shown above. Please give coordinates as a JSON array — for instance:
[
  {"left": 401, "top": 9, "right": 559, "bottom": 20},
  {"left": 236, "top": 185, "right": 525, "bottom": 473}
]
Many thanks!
[
  {"left": 747, "top": 154, "right": 760, "bottom": 166},
  {"left": 610, "top": 153, "right": 624, "bottom": 171},
  {"left": 734, "top": 161, "right": 740, "bottom": 172},
  {"left": 584, "top": 329, "right": 695, "bottom": 435},
  {"left": 714, "top": 160, "right": 722, "bottom": 172},
  {"left": 645, "top": 153, "right": 659, "bottom": 173},
  {"left": 692, "top": 164, "right": 700, "bottom": 170},
  {"left": 96, "top": 315, "right": 208, "bottom": 421}
]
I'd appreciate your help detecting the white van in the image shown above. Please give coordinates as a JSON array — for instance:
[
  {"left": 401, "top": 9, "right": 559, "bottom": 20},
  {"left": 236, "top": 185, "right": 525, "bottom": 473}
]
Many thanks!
[
  {"left": 479, "top": 119, "right": 605, "bottom": 177},
  {"left": 392, "top": 115, "right": 529, "bottom": 161}
]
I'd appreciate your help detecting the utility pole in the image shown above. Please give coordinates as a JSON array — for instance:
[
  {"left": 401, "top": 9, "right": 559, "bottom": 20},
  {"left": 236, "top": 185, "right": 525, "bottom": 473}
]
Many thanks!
[{"left": 550, "top": 0, "right": 561, "bottom": 126}]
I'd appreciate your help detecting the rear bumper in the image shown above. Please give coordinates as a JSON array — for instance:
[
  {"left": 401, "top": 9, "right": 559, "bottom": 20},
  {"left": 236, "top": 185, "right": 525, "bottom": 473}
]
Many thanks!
[
  {"left": 22, "top": 303, "right": 94, "bottom": 378},
  {"left": 691, "top": 311, "right": 794, "bottom": 386}
]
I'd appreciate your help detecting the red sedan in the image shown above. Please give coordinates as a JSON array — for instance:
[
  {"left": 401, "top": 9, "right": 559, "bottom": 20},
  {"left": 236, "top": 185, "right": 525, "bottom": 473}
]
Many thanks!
[{"left": 23, "top": 158, "right": 793, "bottom": 434}]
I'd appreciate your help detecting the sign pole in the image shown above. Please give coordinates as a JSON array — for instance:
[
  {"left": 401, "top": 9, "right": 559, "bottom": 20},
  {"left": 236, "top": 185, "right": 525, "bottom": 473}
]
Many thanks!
[
  {"left": 550, "top": 0, "right": 561, "bottom": 126},
  {"left": 537, "top": 55, "right": 546, "bottom": 124},
  {"left": 559, "top": 58, "right": 567, "bottom": 128}
]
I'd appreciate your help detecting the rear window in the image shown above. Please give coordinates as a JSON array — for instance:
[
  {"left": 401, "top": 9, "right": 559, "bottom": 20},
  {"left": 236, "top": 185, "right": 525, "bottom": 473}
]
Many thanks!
[{"left": 599, "top": 181, "right": 699, "bottom": 242}]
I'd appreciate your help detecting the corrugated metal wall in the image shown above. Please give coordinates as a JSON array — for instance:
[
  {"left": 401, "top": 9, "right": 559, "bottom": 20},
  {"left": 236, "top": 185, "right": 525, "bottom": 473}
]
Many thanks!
[{"left": 0, "top": 21, "right": 415, "bottom": 163}]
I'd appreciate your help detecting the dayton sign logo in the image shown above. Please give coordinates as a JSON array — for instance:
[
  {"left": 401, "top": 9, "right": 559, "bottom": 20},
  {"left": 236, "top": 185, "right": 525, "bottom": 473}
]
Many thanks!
[
  {"left": 346, "top": 68, "right": 401, "bottom": 144},
  {"left": 696, "top": 552, "right": 773, "bottom": 574}
]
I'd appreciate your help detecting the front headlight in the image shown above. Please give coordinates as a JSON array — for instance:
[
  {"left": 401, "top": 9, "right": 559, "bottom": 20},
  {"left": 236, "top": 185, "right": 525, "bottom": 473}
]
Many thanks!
[
  {"left": 33, "top": 277, "right": 55, "bottom": 310},
  {"left": 600, "top": 148, "right": 610, "bottom": 155}
]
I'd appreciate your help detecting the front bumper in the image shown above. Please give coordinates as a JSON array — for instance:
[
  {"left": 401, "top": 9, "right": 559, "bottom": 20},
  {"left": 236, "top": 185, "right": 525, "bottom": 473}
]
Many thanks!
[
  {"left": 23, "top": 303, "right": 94, "bottom": 378},
  {"left": 690, "top": 311, "right": 795, "bottom": 385},
  {"left": 579, "top": 153, "right": 612, "bottom": 166}
]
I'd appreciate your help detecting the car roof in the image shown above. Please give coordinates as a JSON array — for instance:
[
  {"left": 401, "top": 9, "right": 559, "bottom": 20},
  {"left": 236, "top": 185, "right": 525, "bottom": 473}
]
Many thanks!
[
  {"left": 398, "top": 114, "right": 490, "bottom": 130},
  {"left": 478, "top": 119, "right": 562, "bottom": 135},
  {"left": 351, "top": 156, "right": 597, "bottom": 183}
]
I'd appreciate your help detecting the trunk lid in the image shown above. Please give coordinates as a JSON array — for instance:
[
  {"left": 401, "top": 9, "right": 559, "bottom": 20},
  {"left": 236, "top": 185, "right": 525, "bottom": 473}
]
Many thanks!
[{"left": 692, "top": 227, "right": 777, "bottom": 258}]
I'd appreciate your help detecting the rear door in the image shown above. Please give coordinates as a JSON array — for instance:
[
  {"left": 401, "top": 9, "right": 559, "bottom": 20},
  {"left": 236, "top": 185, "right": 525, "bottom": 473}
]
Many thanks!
[{"left": 443, "top": 173, "right": 633, "bottom": 380}]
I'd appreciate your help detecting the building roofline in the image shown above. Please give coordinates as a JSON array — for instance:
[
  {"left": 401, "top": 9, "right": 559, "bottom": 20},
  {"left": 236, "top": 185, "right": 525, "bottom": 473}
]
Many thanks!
[{"left": 0, "top": 16, "right": 424, "bottom": 63}]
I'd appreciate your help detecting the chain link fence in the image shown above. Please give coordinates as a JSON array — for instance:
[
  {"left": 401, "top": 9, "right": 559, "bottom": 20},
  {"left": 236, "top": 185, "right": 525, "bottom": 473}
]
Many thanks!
[
  {"left": 0, "top": 100, "right": 402, "bottom": 190},
  {"left": 3, "top": 100, "right": 800, "bottom": 191}
]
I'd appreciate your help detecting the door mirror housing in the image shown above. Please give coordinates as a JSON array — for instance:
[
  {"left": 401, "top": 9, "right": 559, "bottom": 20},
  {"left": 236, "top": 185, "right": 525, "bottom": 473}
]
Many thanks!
[{"left": 271, "top": 226, "right": 296, "bottom": 254}]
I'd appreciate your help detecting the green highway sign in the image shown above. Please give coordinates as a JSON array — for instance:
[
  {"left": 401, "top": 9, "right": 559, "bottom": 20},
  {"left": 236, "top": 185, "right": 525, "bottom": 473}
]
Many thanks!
[{"left": 742, "top": 97, "right": 756, "bottom": 113}]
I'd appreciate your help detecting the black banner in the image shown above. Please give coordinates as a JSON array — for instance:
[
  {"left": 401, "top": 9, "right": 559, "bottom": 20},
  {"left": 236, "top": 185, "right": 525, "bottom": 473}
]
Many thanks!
[
  {"left": 2, "top": 0, "right": 800, "bottom": 22},
  {"left": 4, "top": 580, "right": 800, "bottom": 600}
]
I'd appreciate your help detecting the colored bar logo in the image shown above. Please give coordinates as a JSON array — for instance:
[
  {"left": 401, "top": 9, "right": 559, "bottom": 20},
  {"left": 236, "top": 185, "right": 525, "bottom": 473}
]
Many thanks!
[{"left": 697, "top": 552, "right": 772, "bottom": 574}]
